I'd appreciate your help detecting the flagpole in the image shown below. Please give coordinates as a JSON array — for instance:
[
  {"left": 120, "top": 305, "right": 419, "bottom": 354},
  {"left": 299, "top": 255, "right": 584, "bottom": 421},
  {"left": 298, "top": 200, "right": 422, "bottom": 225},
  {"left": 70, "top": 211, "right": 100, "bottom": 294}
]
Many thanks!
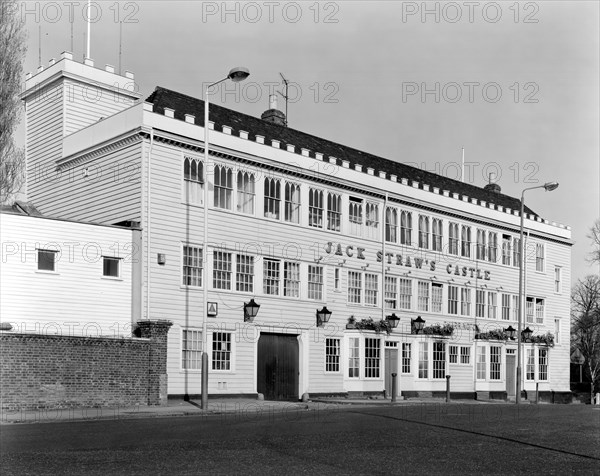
[{"left": 86, "top": 0, "right": 91, "bottom": 59}]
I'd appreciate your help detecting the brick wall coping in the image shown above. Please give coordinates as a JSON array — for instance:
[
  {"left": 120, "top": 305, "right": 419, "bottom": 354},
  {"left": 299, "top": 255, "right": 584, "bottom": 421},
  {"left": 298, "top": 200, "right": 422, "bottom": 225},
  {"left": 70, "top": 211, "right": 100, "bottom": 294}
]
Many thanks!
[{"left": 0, "top": 333, "right": 150, "bottom": 345}]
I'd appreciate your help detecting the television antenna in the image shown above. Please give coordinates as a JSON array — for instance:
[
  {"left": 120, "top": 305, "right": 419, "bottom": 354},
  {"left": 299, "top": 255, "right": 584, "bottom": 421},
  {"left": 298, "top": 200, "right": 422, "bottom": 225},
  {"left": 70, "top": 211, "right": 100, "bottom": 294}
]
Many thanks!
[{"left": 277, "top": 72, "right": 290, "bottom": 127}]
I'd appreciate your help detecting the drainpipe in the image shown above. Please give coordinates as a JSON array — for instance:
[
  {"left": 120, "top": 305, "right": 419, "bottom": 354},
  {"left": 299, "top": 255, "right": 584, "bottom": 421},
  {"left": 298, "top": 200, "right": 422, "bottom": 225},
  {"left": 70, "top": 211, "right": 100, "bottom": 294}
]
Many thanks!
[{"left": 382, "top": 193, "right": 388, "bottom": 323}]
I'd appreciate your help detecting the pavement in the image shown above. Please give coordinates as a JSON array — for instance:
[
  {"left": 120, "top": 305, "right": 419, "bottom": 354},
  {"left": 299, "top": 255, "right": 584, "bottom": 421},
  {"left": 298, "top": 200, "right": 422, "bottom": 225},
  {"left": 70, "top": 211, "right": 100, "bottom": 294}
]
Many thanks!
[{"left": 1, "top": 395, "right": 566, "bottom": 425}]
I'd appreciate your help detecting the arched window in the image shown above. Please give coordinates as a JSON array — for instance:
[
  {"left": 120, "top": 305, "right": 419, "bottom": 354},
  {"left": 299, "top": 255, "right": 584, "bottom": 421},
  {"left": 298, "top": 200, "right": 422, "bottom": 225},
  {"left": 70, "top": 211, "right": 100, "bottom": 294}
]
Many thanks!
[
  {"left": 183, "top": 157, "right": 204, "bottom": 205},
  {"left": 418, "top": 215, "right": 429, "bottom": 249},
  {"left": 284, "top": 182, "right": 301, "bottom": 223},
  {"left": 236, "top": 171, "right": 255, "bottom": 214},
  {"left": 309, "top": 188, "right": 323, "bottom": 228},
  {"left": 264, "top": 177, "right": 281, "bottom": 219},
  {"left": 327, "top": 193, "right": 341, "bottom": 232},
  {"left": 400, "top": 210, "right": 412, "bottom": 245},
  {"left": 385, "top": 207, "right": 397, "bottom": 243},
  {"left": 213, "top": 164, "right": 232, "bottom": 209}
]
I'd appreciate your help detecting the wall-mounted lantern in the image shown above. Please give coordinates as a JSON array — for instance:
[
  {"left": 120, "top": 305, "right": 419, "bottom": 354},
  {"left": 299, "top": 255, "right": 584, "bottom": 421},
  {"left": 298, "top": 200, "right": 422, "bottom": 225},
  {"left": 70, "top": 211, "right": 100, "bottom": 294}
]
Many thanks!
[
  {"left": 522, "top": 327, "right": 533, "bottom": 342},
  {"left": 411, "top": 316, "right": 425, "bottom": 334},
  {"left": 316, "top": 306, "right": 332, "bottom": 327},
  {"left": 386, "top": 313, "right": 400, "bottom": 330},
  {"left": 243, "top": 299, "right": 260, "bottom": 322}
]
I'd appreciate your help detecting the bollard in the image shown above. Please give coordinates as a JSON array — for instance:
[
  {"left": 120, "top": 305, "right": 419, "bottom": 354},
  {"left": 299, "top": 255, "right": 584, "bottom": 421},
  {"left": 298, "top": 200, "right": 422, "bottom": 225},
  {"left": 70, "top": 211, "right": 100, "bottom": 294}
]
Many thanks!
[
  {"left": 595, "top": 393, "right": 600, "bottom": 405},
  {"left": 536, "top": 383, "right": 539, "bottom": 404},
  {"left": 446, "top": 375, "right": 451, "bottom": 403},
  {"left": 391, "top": 373, "right": 397, "bottom": 403}
]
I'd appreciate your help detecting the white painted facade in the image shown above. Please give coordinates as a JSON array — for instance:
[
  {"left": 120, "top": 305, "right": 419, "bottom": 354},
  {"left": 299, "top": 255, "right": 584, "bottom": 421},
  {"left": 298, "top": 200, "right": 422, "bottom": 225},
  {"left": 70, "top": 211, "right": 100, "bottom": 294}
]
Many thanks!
[
  {"left": 0, "top": 212, "right": 141, "bottom": 337},
  {"left": 20, "top": 53, "right": 572, "bottom": 399}
]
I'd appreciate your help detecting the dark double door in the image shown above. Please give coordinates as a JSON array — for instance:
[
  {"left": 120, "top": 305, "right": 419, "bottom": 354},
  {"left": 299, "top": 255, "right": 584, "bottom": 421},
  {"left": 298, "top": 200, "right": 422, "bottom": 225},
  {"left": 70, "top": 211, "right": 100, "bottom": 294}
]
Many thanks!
[{"left": 257, "top": 333, "right": 299, "bottom": 401}]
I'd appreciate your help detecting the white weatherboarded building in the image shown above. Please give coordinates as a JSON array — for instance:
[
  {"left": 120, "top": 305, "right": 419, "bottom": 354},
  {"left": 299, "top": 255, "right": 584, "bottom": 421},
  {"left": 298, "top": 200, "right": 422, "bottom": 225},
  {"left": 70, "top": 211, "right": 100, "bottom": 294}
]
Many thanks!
[
  {"left": 0, "top": 204, "right": 141, "bottom": 337},
  {"left": 20, "top": 52, "right": 572, "bottom": 401}
]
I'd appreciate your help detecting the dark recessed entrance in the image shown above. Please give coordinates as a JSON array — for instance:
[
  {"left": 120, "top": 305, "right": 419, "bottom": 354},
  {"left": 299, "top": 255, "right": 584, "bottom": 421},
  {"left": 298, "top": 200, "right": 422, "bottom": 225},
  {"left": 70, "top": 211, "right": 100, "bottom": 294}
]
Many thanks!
[{"left": 257, "top": 333, "right": 299, "bottom": 401}]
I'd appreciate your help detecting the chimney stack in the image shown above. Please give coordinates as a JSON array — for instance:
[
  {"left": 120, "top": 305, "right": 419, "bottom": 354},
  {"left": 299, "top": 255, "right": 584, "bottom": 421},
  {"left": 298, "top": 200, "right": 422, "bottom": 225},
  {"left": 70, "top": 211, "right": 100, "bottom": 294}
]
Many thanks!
[{"left": 261, "top": 94, "right": 286, "bottom": 126}]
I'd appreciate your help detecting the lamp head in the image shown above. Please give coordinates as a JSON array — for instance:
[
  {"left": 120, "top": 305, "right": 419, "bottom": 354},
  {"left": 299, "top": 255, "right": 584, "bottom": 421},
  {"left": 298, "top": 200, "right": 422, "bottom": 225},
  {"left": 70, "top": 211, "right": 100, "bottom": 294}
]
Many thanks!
[
  {"left": 386, "top": 313, "right": 400, "bottom": 329},
  {"left": 316, "top": 306, "right": 332, "bottom": 327},
  {"left": 543, "top": 182, "right": 559, "bottom": 192},
  {"left": 228, "top": 67, "right": 250, "bottom": 82}
]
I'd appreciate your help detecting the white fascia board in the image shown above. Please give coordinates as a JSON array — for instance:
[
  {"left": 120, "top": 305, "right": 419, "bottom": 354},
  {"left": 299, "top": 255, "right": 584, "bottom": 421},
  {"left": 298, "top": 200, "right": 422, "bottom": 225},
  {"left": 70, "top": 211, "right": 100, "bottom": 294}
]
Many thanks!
[{"left": 61, "top": 102, "right": 145, "bottom": 160}]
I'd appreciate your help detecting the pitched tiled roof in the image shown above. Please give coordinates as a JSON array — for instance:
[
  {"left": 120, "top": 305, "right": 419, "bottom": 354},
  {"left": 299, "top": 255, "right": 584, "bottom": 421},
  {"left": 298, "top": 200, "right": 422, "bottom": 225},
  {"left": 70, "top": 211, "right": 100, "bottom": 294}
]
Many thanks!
[{"left": 146, "top": 87, "right": 535, "bottom": 217}]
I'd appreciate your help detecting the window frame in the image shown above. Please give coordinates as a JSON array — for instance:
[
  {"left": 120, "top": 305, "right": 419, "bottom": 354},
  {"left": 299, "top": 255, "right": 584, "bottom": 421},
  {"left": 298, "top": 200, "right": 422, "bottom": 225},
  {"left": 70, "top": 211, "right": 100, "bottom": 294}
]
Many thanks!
[
  {"left": 308, "top": 265, "right": 324, "bottom": 301},
  {"left": 182, "top": 328, "right": 203, "bottom": 371},
  {"left": 37, "top": 249, "right": 58, "bottom": 272},
  {"left": 235, "top": 254, "right": 254, "bottom": 293},
  {"left": 212, "top": 250, "right": 232, "bottom": 290},
  {"left": 182, "top": 244, "right": 203, "bottom": 288},
  {"left": 364, "top": 337, "right": 381, "bottom": 379},
  {"left": 385, "top": 206, "right": 398, "bottom": 243},
  {"left": 236, "top": 170, "right": 255, "bottom": 215},
  {"left": 284, "top": 181, "right": 301, "bottom": 224},
  {"left": 325, "top": 338, "right": 341, "bottom": 373},
  {"left": 327, "top": 192, "right": 342, "bottom": 232},
  {"left": 418, "top": 215, "right": 429, "bottom": 249},
  {"left": 183, "top": 156, "right": 204, "bottom": 206},
  {"left": 213, "top": 164, "right": 233, "bottom": 210},
  {"left": 308, "top": 188, "right": 324, "bottom": 228},
  {"left": 264, "top": 177, "right": 281, "bottom": 220},
  {"left": 102, "top": 256, "right": 121, "bottom": 279},
  {"left": 211, "top": 331, "right": 233, "bottom": 371}
]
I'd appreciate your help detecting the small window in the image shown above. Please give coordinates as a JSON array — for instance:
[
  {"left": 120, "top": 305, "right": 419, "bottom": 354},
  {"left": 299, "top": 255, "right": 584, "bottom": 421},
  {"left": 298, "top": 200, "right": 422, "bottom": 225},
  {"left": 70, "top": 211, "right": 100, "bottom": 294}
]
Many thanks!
[
  {"left": 103, "top": 257, "right": 121, "bottom": 278},
  {"left": 334, "top": 268, "right": 341, "bottom": 292},
  {"left": 449, "top": 345, "right": 458, "bottom": 364},
  {"left": 460, "top": 346, "right": 471, "bottom": 364},
  {"left": 37, "top": 249, "right": 57, "bottom": 272},
  {"left": 554, "top": 266, "right": 561, "bottom": 293}
]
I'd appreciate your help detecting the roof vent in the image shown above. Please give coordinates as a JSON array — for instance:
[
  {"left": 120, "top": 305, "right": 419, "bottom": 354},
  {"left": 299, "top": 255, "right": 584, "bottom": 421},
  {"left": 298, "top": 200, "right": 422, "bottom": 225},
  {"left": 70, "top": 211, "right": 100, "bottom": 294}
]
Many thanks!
[
  {"left": 261, "top": 95, "right": 286, "bottom": 126},
  {"left": 484, "top": 173, "right": 501, "bottom": 193}
]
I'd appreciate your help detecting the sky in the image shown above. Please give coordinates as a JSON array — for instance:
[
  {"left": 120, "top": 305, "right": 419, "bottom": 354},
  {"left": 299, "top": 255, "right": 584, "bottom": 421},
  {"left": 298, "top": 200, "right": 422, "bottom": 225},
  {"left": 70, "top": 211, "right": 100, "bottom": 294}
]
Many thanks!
[{"left": 16, "top": 0, "right": 600, "bottom": 285}]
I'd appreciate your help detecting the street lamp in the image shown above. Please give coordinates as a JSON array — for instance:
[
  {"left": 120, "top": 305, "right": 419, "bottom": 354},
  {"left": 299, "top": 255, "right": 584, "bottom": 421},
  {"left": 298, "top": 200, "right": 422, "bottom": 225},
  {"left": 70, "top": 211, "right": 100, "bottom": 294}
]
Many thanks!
[
  {"left": 516, "top": 181, "right": 558, "bottom": 404},
  {"left": 201, "top": 67, "right": 250, "bottom": 410}
]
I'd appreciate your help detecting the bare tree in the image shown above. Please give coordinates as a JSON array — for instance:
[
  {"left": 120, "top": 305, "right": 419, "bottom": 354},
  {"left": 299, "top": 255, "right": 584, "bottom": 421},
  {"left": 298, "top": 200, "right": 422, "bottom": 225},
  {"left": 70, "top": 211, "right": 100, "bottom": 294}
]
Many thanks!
[
  {"left": 0, "top": 0, "right": 27, "bottom": 204},
  {"left": 588, "top": 219, "right": 600, "bottom": 265},
  {"left": 571, "top": 275, "right": 600, "bottom": 403}
]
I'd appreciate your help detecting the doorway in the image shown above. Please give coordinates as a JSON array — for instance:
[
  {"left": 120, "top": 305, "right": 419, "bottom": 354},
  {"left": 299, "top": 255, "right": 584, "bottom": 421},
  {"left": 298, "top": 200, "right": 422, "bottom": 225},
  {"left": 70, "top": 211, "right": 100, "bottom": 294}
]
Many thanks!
[
  {"left": 257, "top": 333, "right": 299, "bottom": 401},
  {"left": 506, "top": 354, "right": 516, "bottom": 397},
  {"left": 385, "top": 347, "right": 399, "bottom": 398}
]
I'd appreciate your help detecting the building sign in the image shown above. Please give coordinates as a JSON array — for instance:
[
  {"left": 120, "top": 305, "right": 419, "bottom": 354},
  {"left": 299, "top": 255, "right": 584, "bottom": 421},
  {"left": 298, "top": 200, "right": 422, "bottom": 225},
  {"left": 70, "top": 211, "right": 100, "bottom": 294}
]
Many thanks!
[
  {"left": 324, "top": 241, "right": 491, "bottom": 280},
  {"left": 207, "top": 302, "right": 218, "bottom": 317}
]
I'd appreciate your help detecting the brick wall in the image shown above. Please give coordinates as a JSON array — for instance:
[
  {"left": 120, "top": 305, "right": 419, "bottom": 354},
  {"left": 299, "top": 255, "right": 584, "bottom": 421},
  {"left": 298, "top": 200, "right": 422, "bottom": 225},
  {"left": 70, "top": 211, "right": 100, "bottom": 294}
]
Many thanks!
[{"left": 0, "top": 320, "right": 172, "bottom": 410}]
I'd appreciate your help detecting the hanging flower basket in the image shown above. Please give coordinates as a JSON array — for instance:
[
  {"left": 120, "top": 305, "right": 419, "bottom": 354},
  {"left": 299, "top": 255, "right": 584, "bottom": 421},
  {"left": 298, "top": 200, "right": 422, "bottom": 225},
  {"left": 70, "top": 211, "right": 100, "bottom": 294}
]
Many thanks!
[
  {"left": 420, "top": 323, "right": 454, "bottom": 337},
  {"left": 475, "top": 328, "right": 510, "bottom": 341},
  {"left": 346, "top": 316, "right": 393, "bottom": 334},
  {"left": 530, "top": 332, "right": 555, "bottom": 347}
]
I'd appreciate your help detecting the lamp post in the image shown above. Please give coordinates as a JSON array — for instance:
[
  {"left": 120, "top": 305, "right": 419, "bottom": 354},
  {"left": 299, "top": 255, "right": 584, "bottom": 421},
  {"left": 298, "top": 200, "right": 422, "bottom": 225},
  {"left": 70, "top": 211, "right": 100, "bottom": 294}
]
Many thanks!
[
  {"left": 201, "top": 67, "right": 250, "bottom": 410},
  {"left": 516, "top": 181, "right": 558, "bottom": 404}
]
